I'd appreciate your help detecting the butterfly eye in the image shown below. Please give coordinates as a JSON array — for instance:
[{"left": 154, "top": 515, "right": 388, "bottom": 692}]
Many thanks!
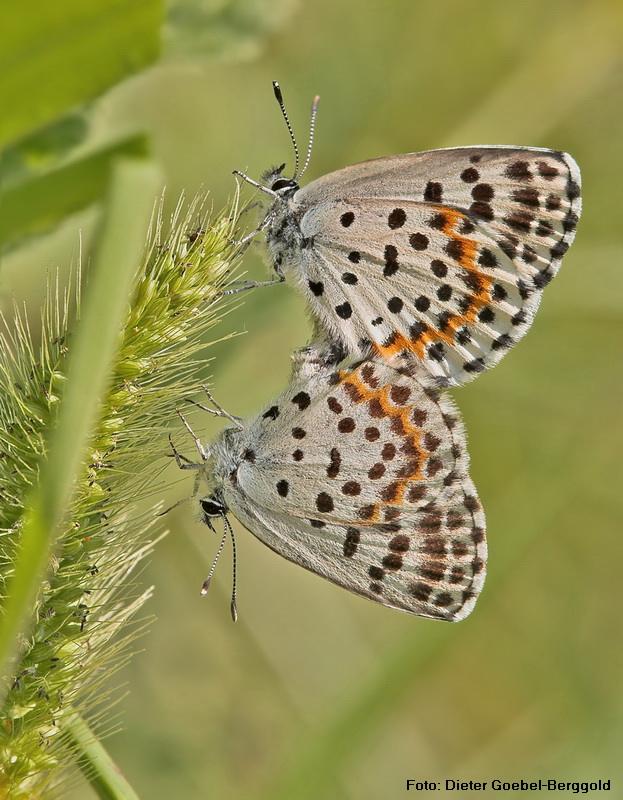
[
  {"left": 271, "top": 177, "right": 298, "bottom": 192},
  {"left": 200, "top": 498, "right": 225, "bottom": 517}
]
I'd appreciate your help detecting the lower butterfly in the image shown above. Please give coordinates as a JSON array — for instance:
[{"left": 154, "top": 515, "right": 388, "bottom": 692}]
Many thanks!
[
  {"left": 235, "top": 84, "right": 582, "bottom": 386},
  {"left": 184, "top": 356, "right": 486, "bottom": 621}
]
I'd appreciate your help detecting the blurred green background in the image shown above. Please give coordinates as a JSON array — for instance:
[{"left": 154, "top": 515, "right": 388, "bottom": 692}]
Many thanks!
[{"left": 3, "top": 0, "right": 623, "bottom": 797}]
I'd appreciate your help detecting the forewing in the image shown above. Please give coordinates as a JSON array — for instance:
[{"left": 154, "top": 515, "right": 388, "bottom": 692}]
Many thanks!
[
  {"left": 223, "top": 359, "right": 486, "bottom": 621},
  {"left": 291, "top": 147, "right": 580, "bottom": 384},
  {"left": 297, "top": 146, "right": 580, "bottom": 206}
]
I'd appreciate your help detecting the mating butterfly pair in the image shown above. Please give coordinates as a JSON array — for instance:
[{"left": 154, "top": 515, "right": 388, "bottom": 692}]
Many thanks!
[{"left": 187, "top": 83, "right": 580, "bottom": 621}]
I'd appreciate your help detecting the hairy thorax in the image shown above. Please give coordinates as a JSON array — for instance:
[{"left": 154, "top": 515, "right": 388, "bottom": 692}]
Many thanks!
[{"left": 264, "top": 198, "right": 305, "bottom": 277}]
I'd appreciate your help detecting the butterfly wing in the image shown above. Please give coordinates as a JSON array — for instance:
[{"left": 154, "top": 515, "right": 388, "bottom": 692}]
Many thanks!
[
  {"left": 218, "top": 359, "right": 486, "bottom": 621},
  {"left": 281, "top": 147, "right": 580, "bottom": 385},
  {"left": 294, "top": 146, "right": 579, "bottom": 204}
]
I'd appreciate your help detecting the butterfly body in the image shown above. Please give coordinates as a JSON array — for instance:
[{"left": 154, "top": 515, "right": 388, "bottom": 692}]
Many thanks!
[
  {"left": 202, "top": 357, "right": 486, "bottom": 621},
  {"left": 259, "top": 146, "right": 581, "bottom": 385}
]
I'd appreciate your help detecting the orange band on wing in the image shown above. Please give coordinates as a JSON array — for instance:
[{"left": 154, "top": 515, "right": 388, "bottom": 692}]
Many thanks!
[
  {"left": 334, "top": 364, "right": 444, "bottom": 524},
  {"left": 374, "top": 208, "right": 495, "bottom": 362}
]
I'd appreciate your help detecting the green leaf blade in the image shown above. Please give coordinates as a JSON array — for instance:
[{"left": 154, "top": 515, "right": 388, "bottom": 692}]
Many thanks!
[{"left": 0, "top": 0, "right": 163, "bottom": 149}]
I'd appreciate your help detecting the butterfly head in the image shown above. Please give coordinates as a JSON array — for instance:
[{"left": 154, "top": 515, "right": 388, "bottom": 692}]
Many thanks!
[
  {"left": 261, "top": 163, "right": 300, "bottom": 197},
  {"left": 199, "top": 492, "right": 228, "bottom": 526}
]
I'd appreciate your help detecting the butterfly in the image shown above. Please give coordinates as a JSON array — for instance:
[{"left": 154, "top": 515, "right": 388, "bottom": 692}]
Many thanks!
[
  {"left": 192, "top": 355, "right": 486, "bottom": 621},
  {"left": 234, "top": 83, "right": 582, "bottom": 386}
]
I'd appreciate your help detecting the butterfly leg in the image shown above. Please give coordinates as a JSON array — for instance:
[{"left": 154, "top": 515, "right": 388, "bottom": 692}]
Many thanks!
[
  {"left": 159, "top": 433, "right": 206, "bottom": 516},
  {"left": 223, "top": 240, "right": 287, "bottom": 293},
  {"left": 238, "top": 200, "right": 262, "bottom": 217},
  {"left": 173, "top": 409, "right": 211, "bottom": 462},
  {"left": 228, "top": 196, "right": 279, "bottom": 247},
  {"left": 184, "top": 386, "right": 245, "bottom": 431},
  {"left": 167, "top": 440, "right": 201, "bottom": 469},
  {"left": 220, "top": 273, "right": 285, "bottom": 296},
  {"left": 232, "top": 170, "right": 279, "bottom": 198},
  {"left": 228, "top": 217, "right": 275, "bottom": 247}
]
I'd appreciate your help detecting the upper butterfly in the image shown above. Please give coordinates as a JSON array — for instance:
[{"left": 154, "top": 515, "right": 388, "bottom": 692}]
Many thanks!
[{"left": 234, "top": 82, "right": 582, "bottom": 386}]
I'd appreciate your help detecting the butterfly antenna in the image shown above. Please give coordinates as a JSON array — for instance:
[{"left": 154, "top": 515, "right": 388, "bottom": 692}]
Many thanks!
[
  {"left": 298, "top": 94, "right": 320, "bottom": 181},
  {"left": 200, "top": 514, "right": 238, "bottom": 622},
  {"left": 273, "top": 81, "right": 300, "bottom": 179},
  {"left": 226, "top": 515, "right": 238, "bottom": 622},
  {"left": 200, "top": 517, "right": 228, "bottom": 596}
]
